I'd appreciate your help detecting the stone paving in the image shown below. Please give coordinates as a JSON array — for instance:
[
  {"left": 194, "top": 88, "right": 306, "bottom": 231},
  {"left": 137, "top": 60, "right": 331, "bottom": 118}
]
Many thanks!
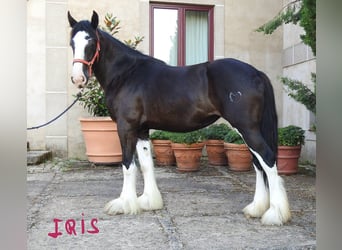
[{"left": 27, "top": 158, "right": 316, "bottom": 249}]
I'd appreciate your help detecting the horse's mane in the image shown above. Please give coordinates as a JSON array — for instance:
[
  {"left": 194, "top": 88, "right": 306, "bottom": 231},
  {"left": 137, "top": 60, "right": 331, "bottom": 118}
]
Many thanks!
[{"left": 98, "top": 29, "right": 166, "bottom": 65}]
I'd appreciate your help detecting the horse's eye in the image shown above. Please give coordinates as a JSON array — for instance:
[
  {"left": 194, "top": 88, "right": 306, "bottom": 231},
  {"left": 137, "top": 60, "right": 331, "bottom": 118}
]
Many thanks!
[{"left": 85, "top": 35, "right": 91, "bottom": 40}]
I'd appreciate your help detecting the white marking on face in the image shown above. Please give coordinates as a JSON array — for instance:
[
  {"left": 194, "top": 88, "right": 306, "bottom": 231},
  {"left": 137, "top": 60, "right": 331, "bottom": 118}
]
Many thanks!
[{"left": 71, "top": 31, "right": 90, "bottom": 87}]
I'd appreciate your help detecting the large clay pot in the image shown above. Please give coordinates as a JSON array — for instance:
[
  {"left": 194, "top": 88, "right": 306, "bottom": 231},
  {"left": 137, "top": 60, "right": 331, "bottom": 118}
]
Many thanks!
[
  {"left": 224, "top": 143, "right": 252, "bottom": 171},
  {"left": 151, "top": 139, "right": 176, "bottom": 166},
  {"left": 205, "top": 139, "right": 227, "bottom": 166},
  {"left": 171, "top": 142, "right": 205, "bottom": 172},
  {"left": 80, "top": 117, "right": 122, "bottom": 164},
  {"left": 277, "top": 145, "right": 302, "bottom": 175}
]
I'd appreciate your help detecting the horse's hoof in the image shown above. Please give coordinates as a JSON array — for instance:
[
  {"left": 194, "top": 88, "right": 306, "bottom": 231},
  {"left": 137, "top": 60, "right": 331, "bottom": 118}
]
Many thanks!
[
  {"left": 104, "top": 197, "right": 141, "bottom": 215},
  {"left": 261, "top": 205, "right": 291, "bottom": 226},
  {"left": 104, "top": 199, "right": 124, "bottom": 215},
  {"left": 243, "top": 201, "right": 269, "bottom": 218},
  {"left": 138, "top": 192, "right": 163, "bottom": 211}
]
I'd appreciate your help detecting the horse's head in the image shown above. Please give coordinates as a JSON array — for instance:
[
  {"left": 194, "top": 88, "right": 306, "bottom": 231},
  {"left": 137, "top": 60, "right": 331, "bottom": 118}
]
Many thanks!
[{"left": 68, "top": 11, "right": 100, "bottom": 88}]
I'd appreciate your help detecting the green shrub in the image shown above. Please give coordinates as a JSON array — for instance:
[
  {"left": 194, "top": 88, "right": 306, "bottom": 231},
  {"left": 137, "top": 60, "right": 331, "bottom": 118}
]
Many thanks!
[
  {"left": 224, "top": 130, "right": 245, "bottom": 145},
  {"left": 204, "top": 123, "right": 231, "bottom": 140},
  {"left": 278, "top": 125, "right": 305, "bottom": 146},
  {"left": 149, "top": 130, "right": 172, "bottom": 140},
  {"left": 169, "top": 130, "right": 206, "bottom": 145}
]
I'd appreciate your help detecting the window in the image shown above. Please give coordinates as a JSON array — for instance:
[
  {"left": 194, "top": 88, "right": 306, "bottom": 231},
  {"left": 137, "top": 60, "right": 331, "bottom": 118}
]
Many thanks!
[{"left": 150, "top": 3, "right": 214, "bottom": 66}]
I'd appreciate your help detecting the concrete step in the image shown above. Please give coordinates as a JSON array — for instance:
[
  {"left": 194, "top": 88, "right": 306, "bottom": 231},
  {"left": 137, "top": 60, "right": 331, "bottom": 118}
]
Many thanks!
[{"left": 27, "top": 150, "right": 52, "bottom": 165}]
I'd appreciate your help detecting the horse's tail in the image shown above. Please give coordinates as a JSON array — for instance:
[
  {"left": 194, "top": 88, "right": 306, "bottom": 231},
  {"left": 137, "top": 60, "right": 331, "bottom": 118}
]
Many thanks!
[{"left": 259, "top": 71, "right": 278, "bottom": 160}]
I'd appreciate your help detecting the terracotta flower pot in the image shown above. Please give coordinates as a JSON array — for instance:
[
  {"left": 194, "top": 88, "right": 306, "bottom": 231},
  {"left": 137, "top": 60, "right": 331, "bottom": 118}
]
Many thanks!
[
  {"left": 80, "top": 117, "right": 122, "bottom": 164},
  {"left": 205, "top": 140, "right": 227, "bottom": 166},
  {"left": 224, "top": 143, "right": 252, "bottom": 171},
  {"left": 277, "top": 145, "right": 302, "bottom": 175},
  {"left": 171, "top": 142, "right": 205, "bottom": 172},
  {"left": 151, "top": 139, "right": 176, "bottom": 166}
]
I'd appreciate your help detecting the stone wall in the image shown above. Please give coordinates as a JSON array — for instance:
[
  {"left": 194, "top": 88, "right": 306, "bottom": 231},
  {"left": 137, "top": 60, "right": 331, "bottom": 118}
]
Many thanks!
[{"left": 282, "top": 19, "right": 316, "bottom": 164}]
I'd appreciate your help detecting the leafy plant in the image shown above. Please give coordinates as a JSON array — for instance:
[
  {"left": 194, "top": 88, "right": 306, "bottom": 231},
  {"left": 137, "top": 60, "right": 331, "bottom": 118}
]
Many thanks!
[
  {"left": 256, "top": 3, "right": 300, "bottom": 34},
  {"left": 149, "top": 130, "right": 173, "bottom": 140},
  {"left": 103, "top": 13, "right": 121, "bottom": 36},
  {"left": 169, "top": 130, "right": 206, "bottom": 145},
  {"left": 256, "top": 0, "right": 316, "bottom": 55},
  {"left": 204, "top": 123, "right": 231, "bottom": 140},
  {"left": 77, "top": 13, "right": 144, "bottom": 116},
  {"left": 224, "top": 130, "right": 245, "bottom": 145},
  {"left": 280, "top": 73, "right": 316, "bottom": 114},
  {"left": 278, "top": 125, "right": 305, "bottom": 146},
  {"left": 298, "top": 0, "right": 316, "bottom": 55},
  {"left": 256, "top": 0, "right": 316, "bottom": 128},
  {"left": 77, "top": 80, "right": 109, "bottom": 116}
]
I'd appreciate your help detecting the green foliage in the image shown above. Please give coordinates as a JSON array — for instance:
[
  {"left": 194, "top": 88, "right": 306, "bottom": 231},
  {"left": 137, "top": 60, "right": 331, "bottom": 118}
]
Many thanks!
[
  {"left": 256, "top": 0, "right": 316, "bottom": 55},
  {"left": 124, "top": 36, "right": 145, "bottom": 50},
  {"left": 76, "top": 13, "right": 144, "bottom": 116},
  {"left": 256, "top": 1, "right": 316, "bottom": 122},
  {"left": 203, "top": 123, "right": 231, "bottom": 140},
  {"left": 299, "top": 0, "right": 316, "bottom": 55},
  {"left": 169, "top": 130, "right": 206, "bottom": 145},
  {"left": 278, "top": 125, "right": 305, "bottom": 146},
  {"left": 103, "top": 13, "right": 144, "bottom": 50},
  {"left": 281, "top": 73, "right": 316, "bottom": 114},
  {"left": 224, "top": 130, "right": 245, "bottom": 145},
  {"left": 104, "top": 13, "right": 121, "bottom": 36},
  {"left": 149, "top": 130, "right": 173, "bottom": 140},
  {"left": 256, "top": 3, "right": 300, "bottom": 35},
  {"left": 78, "top": 80, "right": 109, "bottom": 116}
]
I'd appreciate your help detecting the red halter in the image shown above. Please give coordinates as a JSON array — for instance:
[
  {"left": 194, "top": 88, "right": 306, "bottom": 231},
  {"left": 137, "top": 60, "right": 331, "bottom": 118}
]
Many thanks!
[{"left": 73, "top": 30, "right": 100, "bottom": 77}]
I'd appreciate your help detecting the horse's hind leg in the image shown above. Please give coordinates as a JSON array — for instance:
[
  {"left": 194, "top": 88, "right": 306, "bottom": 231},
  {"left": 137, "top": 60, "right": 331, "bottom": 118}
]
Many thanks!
[
  {"left": 243, "top": 161, "right": 270, "bottom": 218},
  {"left": 250, "top": 148, "right": 291, "bottom": 225},
  {"left": 136, "top": 139, "right": 163, "bottom": 211},
  {"left": 241, "top": 130, "right": 291, "bottom": 225}
]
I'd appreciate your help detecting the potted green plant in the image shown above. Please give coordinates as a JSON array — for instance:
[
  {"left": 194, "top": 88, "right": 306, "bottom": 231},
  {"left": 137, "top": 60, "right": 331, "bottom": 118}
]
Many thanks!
[
  {"left": 149, "top": 130, "right": 176, "bottom": 166},
  {"left": 78, "top": 52, "right": 122, "bottom": 164},
  {"left": 77, "top": 13, "right": 143, "bottom": 164},
  {"left": 169, "top": 130, "right": 206, "bottom": 172},
  {"left": 204, "top": 123, "right": 231, "bottom": 166},
  {"left": 223, "top": 130, "right": 252, "bottom": 171},
  {"left": 277, "top": 125, "right": 305, "bottom": 175}
]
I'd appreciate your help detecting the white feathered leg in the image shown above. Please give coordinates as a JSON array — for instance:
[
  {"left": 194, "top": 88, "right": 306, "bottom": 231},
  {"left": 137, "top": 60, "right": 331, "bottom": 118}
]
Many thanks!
[
  {"left": 104, "top": 162, "right": 141, "bottom": 215},
  {"left": 249, "top": 148, "right": 291, "bottom": 225},
  {"left": 261, "top": 166, "right": 291, "bottom": 225},
  {"left": 243, "top": 164, "right": 270, "bottom": 218},
  {"left": 136, "top": 139, "right": 163, "bottom": 211}
]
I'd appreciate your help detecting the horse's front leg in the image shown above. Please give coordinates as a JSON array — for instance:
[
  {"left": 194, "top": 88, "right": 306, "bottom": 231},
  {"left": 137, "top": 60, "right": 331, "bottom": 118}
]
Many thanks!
[
  {"left": 104, "top": 134, "right": 141, "bottom": 215},
  {"left": 104, "top": 163, "right": 140, "bottom": 215},
  {"left": 136, "top": 139, "right": 163, "bottom": 211}
]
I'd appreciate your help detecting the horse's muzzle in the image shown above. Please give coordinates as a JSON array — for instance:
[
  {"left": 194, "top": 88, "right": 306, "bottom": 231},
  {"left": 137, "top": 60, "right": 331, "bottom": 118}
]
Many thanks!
[{"left": 71, "top": 75, "right": 87, "bottom": 88}]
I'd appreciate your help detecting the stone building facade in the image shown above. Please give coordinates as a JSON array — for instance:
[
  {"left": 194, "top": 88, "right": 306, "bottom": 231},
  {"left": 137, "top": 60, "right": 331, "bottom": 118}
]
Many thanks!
[{"left": 27, "top": 0, "right": 315, "bottom": 163}]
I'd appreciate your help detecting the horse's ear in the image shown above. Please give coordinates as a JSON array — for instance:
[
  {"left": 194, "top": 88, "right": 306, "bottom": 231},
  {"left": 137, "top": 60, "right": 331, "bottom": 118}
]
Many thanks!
[
  {"left": 91, "top": 11, "right": 99, "bottom": 29},
  {"left": 68, "top": 11, "right": 77, "bottom": 27}
]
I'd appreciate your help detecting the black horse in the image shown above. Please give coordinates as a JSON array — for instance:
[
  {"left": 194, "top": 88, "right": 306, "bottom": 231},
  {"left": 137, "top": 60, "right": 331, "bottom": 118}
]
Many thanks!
[{"left": 68, "top": 11, "right": 291, "bottom": 225}]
